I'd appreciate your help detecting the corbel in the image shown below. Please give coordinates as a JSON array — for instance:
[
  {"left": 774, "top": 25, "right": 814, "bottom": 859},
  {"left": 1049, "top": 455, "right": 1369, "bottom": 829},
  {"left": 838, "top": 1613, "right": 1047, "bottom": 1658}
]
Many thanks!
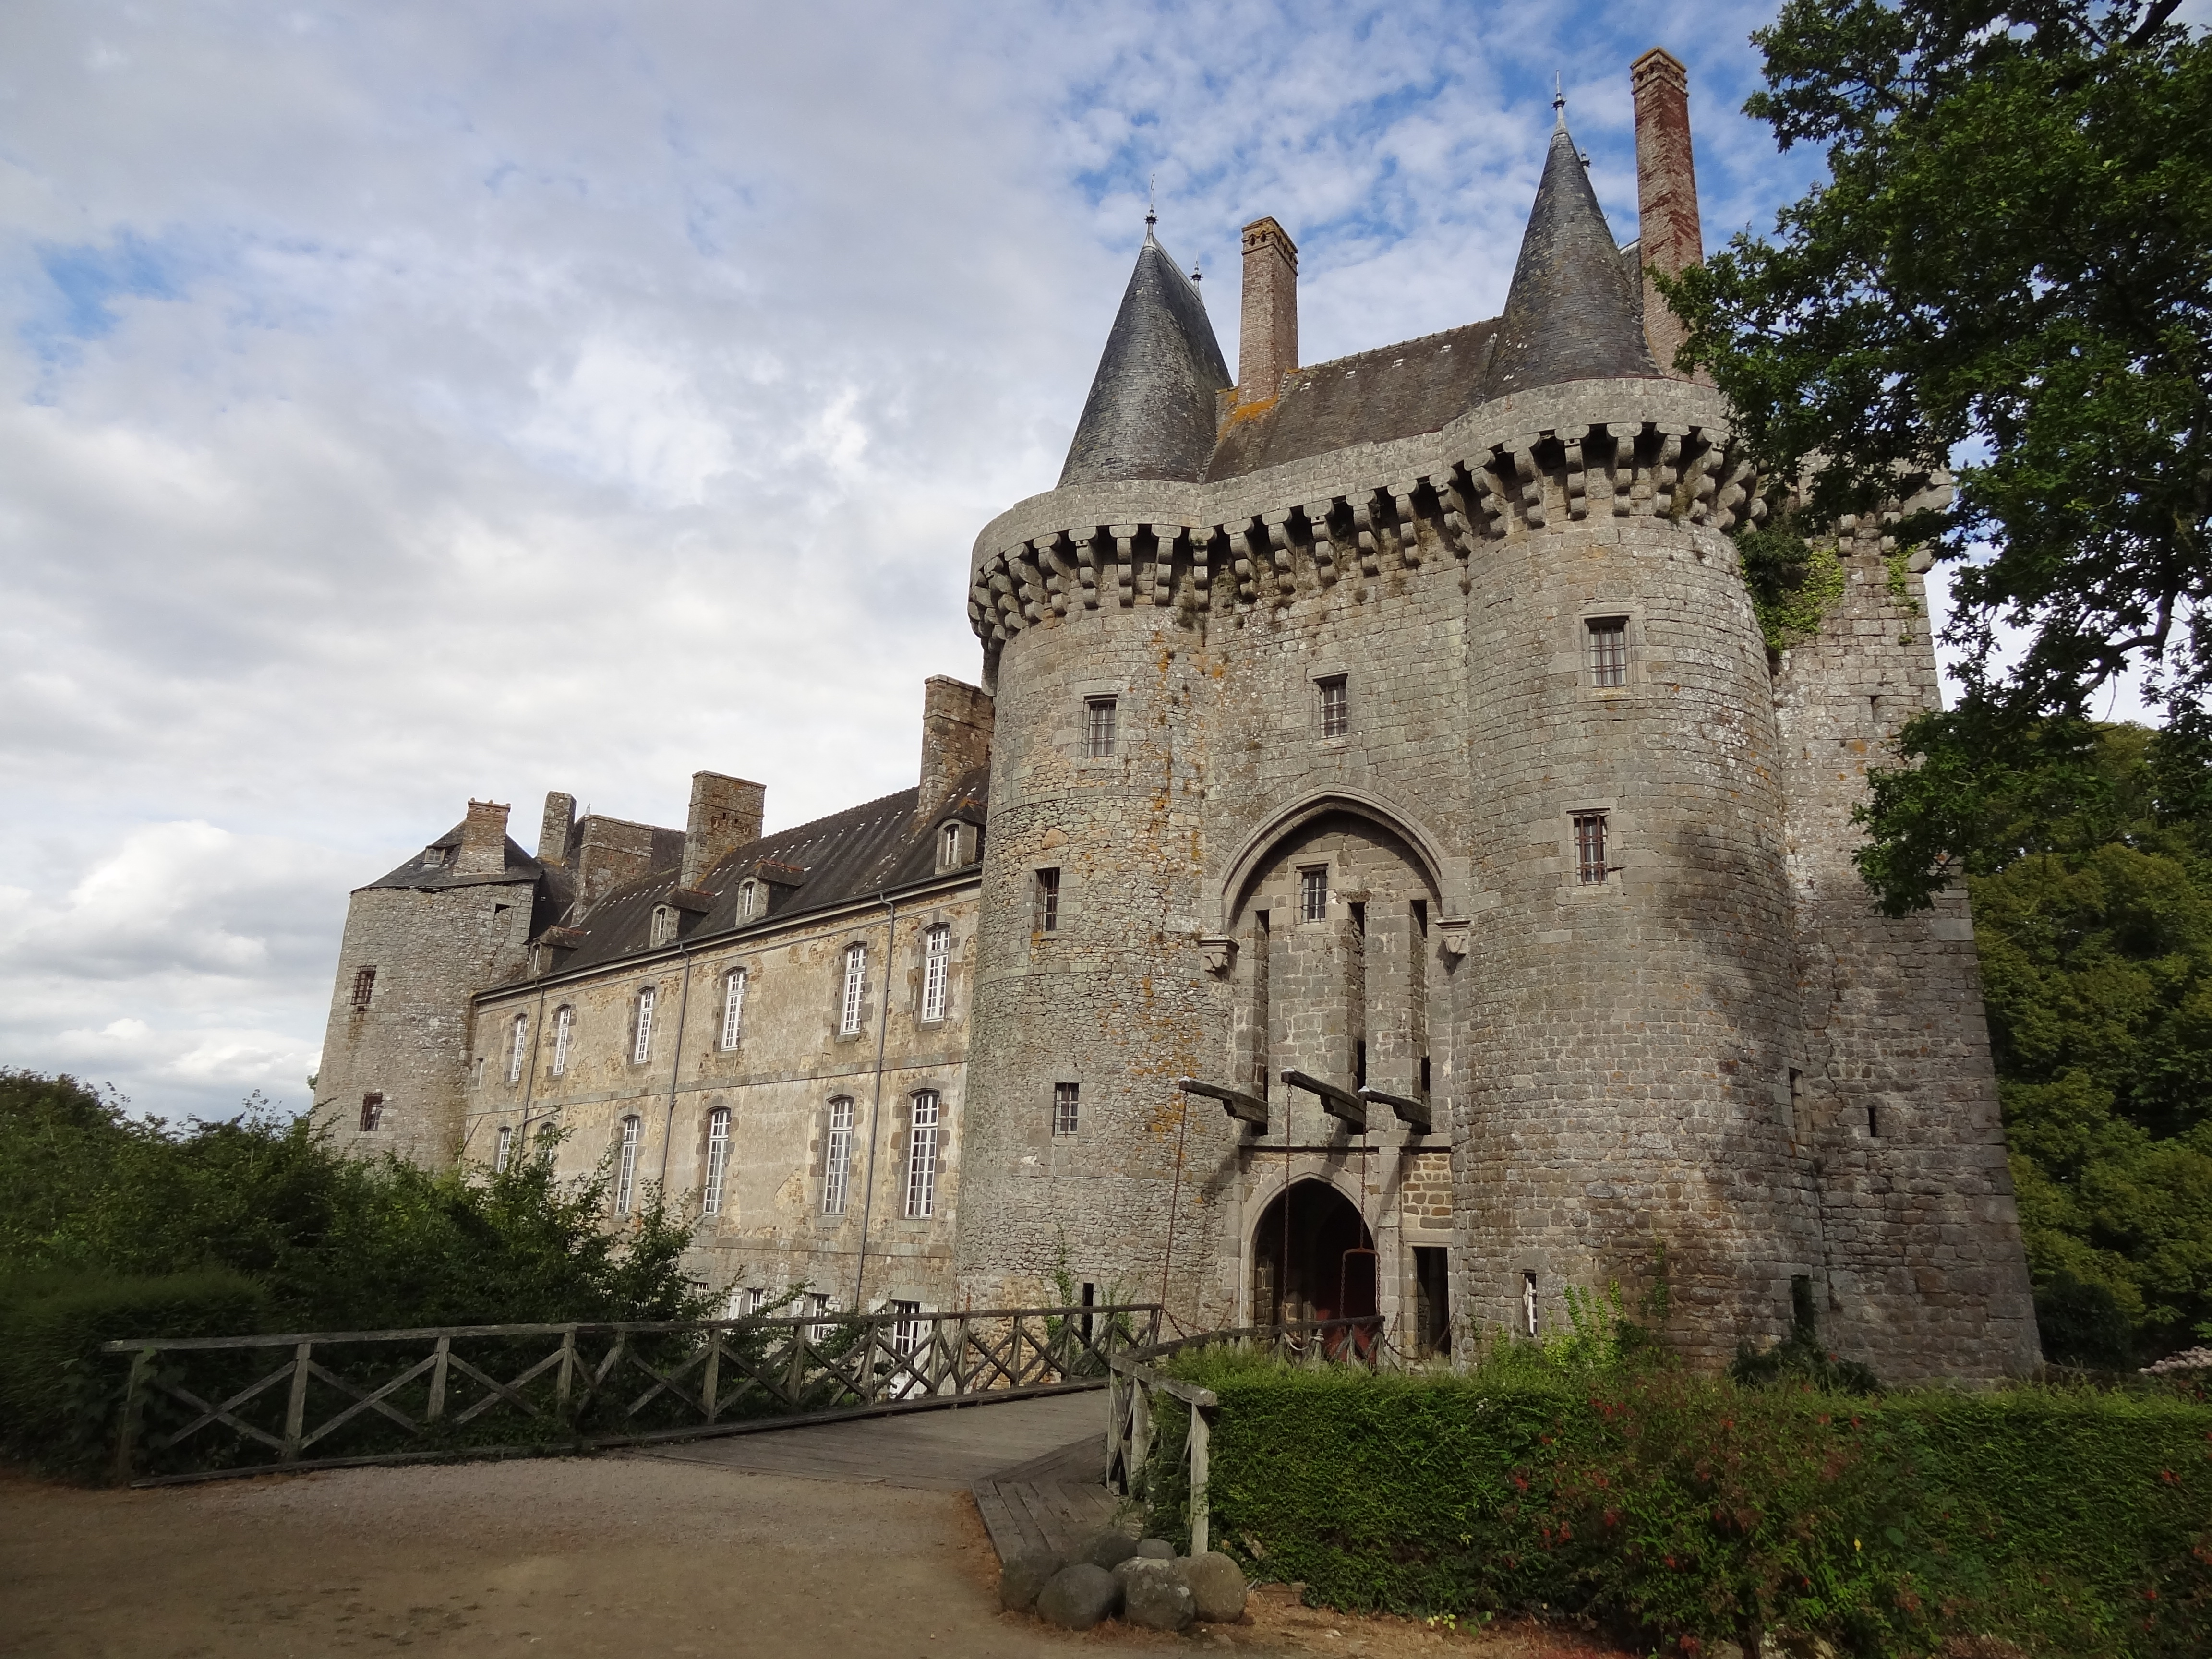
[
  {"left": 1514, "top": 445, "right": 1547, "bottom": 530},
  {"left": 1389, "top": 483, "right": 1423, "bottom": 567},
  {"left": 1198, "top": 936, "right": 1238, "bottom": 976},
  {"left": 1437, "top": 917, "right": 1471, "bottom": 960},
  {"left": 1563, "top": 437, "right": 1588, "bottom": 520},
  {"left": 1110, "top": 523, "right": 1139, "bottom": 607},
  {"left": 1263, "top": 510, "right": 1298, "bottom": 598},
  {"left": 1076, "top": 532, "right": 1101, "bottom": 608},
  {"left": 1352, "top": 496, "right": 1381, "bottom": 577}
]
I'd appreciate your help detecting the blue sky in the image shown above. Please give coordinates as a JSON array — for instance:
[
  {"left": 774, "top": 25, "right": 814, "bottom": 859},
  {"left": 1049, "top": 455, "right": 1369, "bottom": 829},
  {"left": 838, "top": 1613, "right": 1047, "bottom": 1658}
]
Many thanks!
[{"left": 0, "top": 0, "right": 2066, "bottom": 1118}]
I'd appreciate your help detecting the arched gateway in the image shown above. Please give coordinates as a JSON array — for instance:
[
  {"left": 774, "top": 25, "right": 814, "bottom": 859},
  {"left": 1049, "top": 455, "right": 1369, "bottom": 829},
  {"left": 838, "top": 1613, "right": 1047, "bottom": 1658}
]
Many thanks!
[{"left": 1251, "top": 1178, "right": 1376, "bottom": 1326}]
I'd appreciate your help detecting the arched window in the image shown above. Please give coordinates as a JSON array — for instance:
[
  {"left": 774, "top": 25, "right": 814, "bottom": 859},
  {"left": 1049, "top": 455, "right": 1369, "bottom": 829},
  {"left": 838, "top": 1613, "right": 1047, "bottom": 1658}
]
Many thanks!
[
  {"left": 702, "top": 1106, "right": 732, "bottom": 1216},
  {"left": 614, "top": 1116, "right": 642, "bottom": 1214},
  {"left": 552, "top": 1006, "right": 573, "bottom": 1076},
  {"left": 493, "top": 1124, "right": 513, "bottom": 1174},
  {"left": 823, "top": 1097, "right": 853, "bottom": 1214},
  {"left": 506, "top": 1011, "right": 529, "bottom": 1082},
  {"left": 905, "top": 1090, "right": 940, "bottom": 1218},
  {"left": 941, "top": 822, "right": 961, "bottom": 866},
  {"left": 839, "top": 944, "right": 867, "bottom": 1034},
  {"left": 920, "top": 925, "right": 951, "bottom": 1022},
  {"left": 650, "top": 905, "right": 677, "bottom": 948},
  {"left": 738, "top": 880, "right": 758, "bottom": 921},
  {"left": 720, "top": 968, "right": 747, "bottom": 1048},
  {"left": 633, "top": 986, "right": 656, "bottom": 1063}
]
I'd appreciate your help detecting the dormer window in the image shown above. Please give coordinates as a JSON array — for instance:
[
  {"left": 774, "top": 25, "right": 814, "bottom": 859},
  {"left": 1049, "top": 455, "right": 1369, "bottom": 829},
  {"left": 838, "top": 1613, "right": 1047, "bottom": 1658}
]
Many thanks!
[
  {"left": 421, "top": 846, "right": 447, "bottom": 869},
  {"left": 650, "top": 905, "right": 677, "bottom": 948},
  {"left": 936, "top": 821, "right": 977, "bottom": 872},
  {"left": 941, "top": 823, "right": 961, "bottom": 866},
  {"left": 738, "top": 881, "right": 758, "bottom": 922}
]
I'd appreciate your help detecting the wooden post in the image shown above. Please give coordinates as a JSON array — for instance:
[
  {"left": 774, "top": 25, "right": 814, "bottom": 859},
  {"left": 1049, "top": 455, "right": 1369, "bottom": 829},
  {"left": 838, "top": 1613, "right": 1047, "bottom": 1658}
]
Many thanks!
[
  {"left": 785, "top": 1324, "right": 808, "bottom": 1407},
  {"left": 556, "top": 1328, "right": 577, "bottom": 1418},
  {"left": 1187, "top": 1404, "right": 1213, "bottom": 1557},
  {"left": 281, "top": 1342, "right": 313, "bottom": 1462},
  {"left": 426, "top": 1334, "right": 451, "bottom": 1424},
  {"left": 701, "top": 1331, "right": 721, "bottom": 1422},
  {"left": 1130, "top": 1378, "right": 1153, "bottom": 1491},
  {"left": 1105, "top": 1368, "right": 1124, "bottom": 1490},
  {"left": 113, "top": 1346, "right": 152, "bottom": 1485}
]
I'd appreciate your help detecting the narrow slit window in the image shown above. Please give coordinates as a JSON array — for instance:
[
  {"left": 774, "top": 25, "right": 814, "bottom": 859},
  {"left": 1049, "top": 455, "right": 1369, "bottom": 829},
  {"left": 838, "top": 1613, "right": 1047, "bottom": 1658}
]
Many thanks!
[
  {"left": 552, "top": 1006, "right": 573, "bottom": 1076},
  {"left": 839, "top": 944, "right": 868, "bottom": 1034},
  {"left": 721, "top": 969, "right": 747, "bottom": 1048},
  {"left": 1083, "top": 697, "right": 1117, "bottom": 759},
  {"left": 702, "top": 1105, "right": 732, "bottom": 1216},
  {"left": 1573, "top": 813, "right": 1609, "bottom": 885},
  {"left": 1053, "top": 1082, "right": 1079, "bottom": 1136},
  {"left": 1587, "top": 617, "right": 1629, "bottom": 687},
  {"left": 1035, "top": 868, "right": 1060, "bottom": 932},
  {"left": 359, "top": 1092, "right": 383, "bottom": 1132},
  {"left": 823, "top": 1097, "right": 854, "bottom": 1214},
  {"left": 1523, "top": 1270, "right": 1539, "bottom": 1337},
  {"left": 350, "top": 967, "right": 377, "bottom": 1010},
  {"left": 1300, "top": 866, "right": 1328, "bottom": 923},
  {"left": 634, "top": 986, "right": 656, "bottom": 1063},
  {"left": 506, "top": 1012, "right": 529, "bottom": 1082},
  {"left": 920, "top": 925, "right": 951, "bottom": 1022},
  {"left": 493, "top": 1124, "right": 512, "bottom": 1173},
  {"left": 614, "top": 1116, "right": 641, "bottom": 1214},
  {"left": 1318, "top": 674, "right": 1349, "bottom": 738},
  {"left": 905, "top": 1090, "right": 940, "bottom": 1218}
]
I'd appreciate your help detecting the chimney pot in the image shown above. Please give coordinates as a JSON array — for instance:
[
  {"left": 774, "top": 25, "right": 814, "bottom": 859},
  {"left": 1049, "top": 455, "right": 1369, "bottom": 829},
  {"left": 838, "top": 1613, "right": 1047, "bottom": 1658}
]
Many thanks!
[
  {"left": 1238, "top": 216, "right": 1299, "bottom": 406},
  {"left": 457, "top": 800, "right": 510, "bottom": 877},
  {"left": 916, "top": 677, "right": 994, "bottom": 826},
  {"left": 681, "top": 773, "right": 767, "bottom": 890}
]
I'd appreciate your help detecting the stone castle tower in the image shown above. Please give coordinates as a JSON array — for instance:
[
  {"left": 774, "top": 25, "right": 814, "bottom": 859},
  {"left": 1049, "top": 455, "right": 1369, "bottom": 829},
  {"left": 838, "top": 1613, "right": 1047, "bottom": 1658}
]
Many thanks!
[{"left": 313, "top": 50, "right": 2037, "bottom": 1382}]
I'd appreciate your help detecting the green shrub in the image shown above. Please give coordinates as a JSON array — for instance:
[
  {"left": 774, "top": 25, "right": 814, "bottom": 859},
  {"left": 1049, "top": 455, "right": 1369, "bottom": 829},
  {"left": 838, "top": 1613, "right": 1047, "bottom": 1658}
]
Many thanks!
[
  {"left": 0, "top": 1268, "right": 269, "bottom": 1479},
  {"left": 1167, "top": 1350, "right": 2212, "bottom": 1657}
]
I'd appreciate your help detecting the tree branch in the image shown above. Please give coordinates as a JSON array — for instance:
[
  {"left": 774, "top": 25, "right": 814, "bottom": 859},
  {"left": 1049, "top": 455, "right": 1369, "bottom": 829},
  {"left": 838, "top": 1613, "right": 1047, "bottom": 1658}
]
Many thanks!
[{"left": 2125, "top": 1, "right": 2185, "bottom": 50}]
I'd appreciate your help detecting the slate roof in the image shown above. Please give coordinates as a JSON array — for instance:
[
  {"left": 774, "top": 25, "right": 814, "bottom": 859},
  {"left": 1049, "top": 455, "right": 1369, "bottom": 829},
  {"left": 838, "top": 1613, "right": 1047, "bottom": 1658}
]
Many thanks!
[
  {"left": 1058, "top": 231, "right": 1233, "bottom": 487},
  {"left": 362, "top": 827, "right": 550, "bottom": 893},
  {"left": 1072, "top": 111, "right": 1662, "bottom": 487},
  {"left": 546, "top": 766, "right": 990, "bottom": 975}
]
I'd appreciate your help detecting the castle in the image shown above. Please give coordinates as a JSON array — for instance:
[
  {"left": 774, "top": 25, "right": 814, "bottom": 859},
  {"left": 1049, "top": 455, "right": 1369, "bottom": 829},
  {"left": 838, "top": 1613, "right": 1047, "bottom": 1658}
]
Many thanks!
[{"left": 313, "top": 49, "right": 2041, "bottom": 1381}]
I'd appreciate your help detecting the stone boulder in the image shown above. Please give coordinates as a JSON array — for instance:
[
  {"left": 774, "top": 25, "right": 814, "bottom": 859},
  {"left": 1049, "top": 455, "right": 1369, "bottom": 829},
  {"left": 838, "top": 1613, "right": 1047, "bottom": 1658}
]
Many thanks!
[
  {"left": 1077, "top": 1527, "right": 1139, "bottom": 1570},
  {"left": 1036, "top": 1562, "right": 1121, "bottom": 1630},
  {"left": 1185, "top": 1551, "right": 1249, "bottom": 1623},
  {"left": 1135, "top": 1537, "right": 1176, "bottom": 1558},
  {"left": 998, "top": 1548, "right": 1063, "bottom": 1613},
  {"left": 1113, "top": 1556, "right": 1195, "bottom": 1632}
]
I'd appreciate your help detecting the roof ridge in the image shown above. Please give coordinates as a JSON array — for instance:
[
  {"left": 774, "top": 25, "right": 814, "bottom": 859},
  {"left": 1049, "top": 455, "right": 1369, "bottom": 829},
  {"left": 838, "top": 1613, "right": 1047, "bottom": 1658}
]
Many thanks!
[{"left": 1285, "top": 318, "right": 1500, "bottom": 381}]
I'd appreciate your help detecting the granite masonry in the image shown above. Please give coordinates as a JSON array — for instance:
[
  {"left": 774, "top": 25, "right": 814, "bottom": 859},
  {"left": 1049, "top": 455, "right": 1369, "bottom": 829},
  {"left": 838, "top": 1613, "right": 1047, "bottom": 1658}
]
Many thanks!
[{"left": 312, "top": 49, "right": 2038, "bottom": 1381}]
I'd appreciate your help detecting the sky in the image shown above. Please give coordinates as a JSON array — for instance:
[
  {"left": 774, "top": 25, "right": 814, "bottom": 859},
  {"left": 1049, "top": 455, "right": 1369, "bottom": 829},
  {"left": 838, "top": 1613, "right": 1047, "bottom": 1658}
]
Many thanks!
[{"left": 0, "top": 0, "right": 2145, "bottom": 1121}]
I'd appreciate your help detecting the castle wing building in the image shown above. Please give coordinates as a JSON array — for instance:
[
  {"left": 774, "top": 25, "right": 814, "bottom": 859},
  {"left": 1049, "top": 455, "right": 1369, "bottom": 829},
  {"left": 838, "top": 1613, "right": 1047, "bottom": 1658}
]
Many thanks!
[{"left": 313, "top": 49, "right": 2039, "bottom": 1380}]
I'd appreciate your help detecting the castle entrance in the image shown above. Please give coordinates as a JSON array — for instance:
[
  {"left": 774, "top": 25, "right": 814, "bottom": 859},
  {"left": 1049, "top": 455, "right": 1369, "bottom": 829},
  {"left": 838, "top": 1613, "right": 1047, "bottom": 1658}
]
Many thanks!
[{"left": 1250, "top": 1179, "right": 1376, "bottom": 1334}]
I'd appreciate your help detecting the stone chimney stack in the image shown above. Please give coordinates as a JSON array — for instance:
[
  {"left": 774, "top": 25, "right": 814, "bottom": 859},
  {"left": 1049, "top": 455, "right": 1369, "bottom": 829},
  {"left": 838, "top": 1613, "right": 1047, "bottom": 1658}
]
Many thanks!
[
  {"left": 537, "top": 792, "right": 576, "bottom": 866},
  {"left": 1631, "top": 47, "right": 1703, "bottom": 376},
  {"left": 681, "top": 772, "right": 766, "bottom": 891},
  {"left": 457, "top": 800, "right": 510, "bottom": 877},
  {"left": 1238, "top": 216, "right": 1298, "bottom": 405},
  {"left": 916, "top": 676, "right": 994, "bottom": 825}
]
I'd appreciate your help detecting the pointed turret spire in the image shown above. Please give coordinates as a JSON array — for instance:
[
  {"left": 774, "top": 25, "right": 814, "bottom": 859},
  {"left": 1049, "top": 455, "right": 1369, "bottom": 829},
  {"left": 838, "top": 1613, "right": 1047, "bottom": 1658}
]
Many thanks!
[
  {"left": 1482, "top": 111, "right": 1658, "bottom": 399},
  {"left": 1058, "top": 229, "right": 1231, "bottom": 487}
]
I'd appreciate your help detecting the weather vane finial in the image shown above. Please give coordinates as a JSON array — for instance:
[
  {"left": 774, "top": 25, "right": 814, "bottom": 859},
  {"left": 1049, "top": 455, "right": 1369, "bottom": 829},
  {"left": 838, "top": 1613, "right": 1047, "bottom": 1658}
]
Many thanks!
[
  {"left": 1554, "top": 72, "right": 1567, "bottom": 125},
  {"left": 1146, "top": 171, "right": 1157, "bottom": 234}
]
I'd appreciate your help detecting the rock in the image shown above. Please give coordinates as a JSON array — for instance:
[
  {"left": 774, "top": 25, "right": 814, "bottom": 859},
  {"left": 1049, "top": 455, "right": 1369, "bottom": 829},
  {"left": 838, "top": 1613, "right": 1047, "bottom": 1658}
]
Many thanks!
[
  {"left": 1077, "top": 1527, "right": 1139, "bottom": 1570},
  {"left": 1114, "top": 1556, "right": 1195, "bottom": 1632},
  {"left": 1135, "top": 1538, "right": 1177, "bottom": 1559},
  {"left": 1185, "top": 1551, "right": 1249, "bottom": 1623},
  {"left": 1036, "top": 1563, "right": 1120, "bottom": 1630},
  {"left": 998, "top": 1548, "right": 1062, "bottom": 1613}
]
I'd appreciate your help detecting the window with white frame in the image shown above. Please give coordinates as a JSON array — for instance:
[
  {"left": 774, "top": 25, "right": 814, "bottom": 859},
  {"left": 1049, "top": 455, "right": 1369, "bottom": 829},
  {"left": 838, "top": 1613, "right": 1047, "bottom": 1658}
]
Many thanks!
[
  {"left": 1083, "top": 696, "right": 1117, "bottom": 758},
  {"left": 890, "top": 1299, "right": 924, "bottom": 1356},
  {"left": 808, "top": 1292, "right": 833, "bottom": 1339},
  {"left": 702, "top": 1105, "right": 732, "bottom": 1216},
  {"left": 650, "top": 905, "right": 676, "bottom": 948},
  {"left": 745, "top": 1286, "right": 767, "bottom": 1315},
  {"left": 738, "top": 880, "right": 758, "bottom": 922},
  {"left": 941, "top": 822, "right": 962, "bottom": 867},
  {"left": 904, "top": 1090, "right": 940, "bottom": 1218},
  {"left": 506, "top": 1011, "right": 529, "bottom": 1082},
  {"left": 493, "top": 1124, "right": 512, "bottom": 1174},
  {"left": 720, "top": 968, "right": 747, "bottom": 1048},
  {"left": 614, "top": 1115, "right": 642, "bottom": 1214},
  {"left": 1300, "top": 866, "right": 1328, "bottom": 923},
  {"left": 472, "top": 1057, "right": 485, "bottom": 1089},
  {"left": 1053, "top": 1082, "right": 1079, "bottom": 1136},
  {"left": 920, "top": 925, "right": 951, "bottom": 1022},
  {"left": 552, "top": 1006, "right": 573, "bottom": 1076},
  {"left": 839, "top": 944, "right": 867, "bottom": 1034},
  {"left": 823, "top": 1097, "right": 854, "bottom": 1214},
  {"left": 633, "top": 986, "right": 656, "bottom": 1063},
  {"left": 1318, "top": 674, "right": 1349, "bottom": 738}
]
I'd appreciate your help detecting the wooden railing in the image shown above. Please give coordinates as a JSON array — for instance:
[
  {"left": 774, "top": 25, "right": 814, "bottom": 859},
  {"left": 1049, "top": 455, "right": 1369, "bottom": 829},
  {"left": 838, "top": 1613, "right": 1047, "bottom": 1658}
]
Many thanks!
[
  {"left": 1105, "top": 1316, "right": 1389, "bottom": 1555},
  {"left": 104, "top": 1302, "right": 1160, "bottom": 1485}
]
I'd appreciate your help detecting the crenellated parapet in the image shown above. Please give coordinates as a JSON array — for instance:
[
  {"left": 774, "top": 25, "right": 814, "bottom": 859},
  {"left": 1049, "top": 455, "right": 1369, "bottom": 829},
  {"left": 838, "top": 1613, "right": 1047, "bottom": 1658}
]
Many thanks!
[{"left": 968, "top": 378, "right": 1765, "bottom": 654}]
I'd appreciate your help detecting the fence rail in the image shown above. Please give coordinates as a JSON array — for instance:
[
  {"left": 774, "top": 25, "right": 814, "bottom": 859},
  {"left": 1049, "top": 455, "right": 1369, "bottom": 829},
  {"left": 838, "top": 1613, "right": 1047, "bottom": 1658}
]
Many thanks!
[
  {"left": 1106, "top": 1315, "right": 1390, "bottom": 1555},
  {"left": 103, "top": 1302, "right": 1161, "bottom": 1485}
]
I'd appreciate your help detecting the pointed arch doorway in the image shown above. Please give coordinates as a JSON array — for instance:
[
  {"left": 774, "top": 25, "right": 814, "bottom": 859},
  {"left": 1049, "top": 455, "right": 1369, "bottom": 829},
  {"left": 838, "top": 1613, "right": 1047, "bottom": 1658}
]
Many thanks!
[{"left": 1252, "top": 1178, "right": 1377, "bottom": 1336}]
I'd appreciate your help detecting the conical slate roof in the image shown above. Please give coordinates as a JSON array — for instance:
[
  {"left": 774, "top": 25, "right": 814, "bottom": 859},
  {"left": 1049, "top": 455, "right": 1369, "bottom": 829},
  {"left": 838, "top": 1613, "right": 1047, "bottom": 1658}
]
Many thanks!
[
  {"left": 1482, "top": 114, "right": 1658, "bottom": 398},
  {"left": 1058, "top": 230, "right": 1232, "bottom": 487}
]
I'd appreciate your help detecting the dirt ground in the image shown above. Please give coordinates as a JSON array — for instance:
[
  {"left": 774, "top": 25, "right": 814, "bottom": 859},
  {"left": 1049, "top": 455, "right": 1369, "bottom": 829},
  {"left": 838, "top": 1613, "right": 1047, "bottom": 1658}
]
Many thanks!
[{"left": 0, "top": 1456, "right": 1632, "bottom": 1658}]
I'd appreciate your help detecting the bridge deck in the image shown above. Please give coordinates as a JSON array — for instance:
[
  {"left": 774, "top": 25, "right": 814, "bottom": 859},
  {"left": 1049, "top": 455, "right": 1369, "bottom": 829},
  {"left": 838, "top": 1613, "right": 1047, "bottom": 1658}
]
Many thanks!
[{"left": 636, "top": 1390, "right": 1129, "bottom": 1561}]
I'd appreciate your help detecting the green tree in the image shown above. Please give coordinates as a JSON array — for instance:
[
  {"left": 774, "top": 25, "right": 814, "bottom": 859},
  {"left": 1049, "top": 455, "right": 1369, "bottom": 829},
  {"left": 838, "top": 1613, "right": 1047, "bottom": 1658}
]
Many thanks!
[
  {"left": 1665, "top": 0, "right": 2212, "bottom": 914},
  {"left": 1959, "top": 725, "right": 2212, "bottom": 1358}
]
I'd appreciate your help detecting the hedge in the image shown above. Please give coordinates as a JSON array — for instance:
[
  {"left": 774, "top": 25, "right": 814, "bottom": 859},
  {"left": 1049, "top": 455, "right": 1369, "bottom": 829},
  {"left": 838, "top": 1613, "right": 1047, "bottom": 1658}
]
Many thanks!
[{"left": 1160, "top": 1353, "right": 2212, "bottom": 1658}]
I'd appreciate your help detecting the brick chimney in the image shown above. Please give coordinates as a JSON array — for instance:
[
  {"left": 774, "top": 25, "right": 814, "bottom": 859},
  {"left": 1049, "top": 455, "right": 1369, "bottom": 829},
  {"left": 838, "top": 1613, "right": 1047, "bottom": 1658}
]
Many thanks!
[
  {"left": 681, "top": 771, "right": 766, "bottom": 890},
  {"left": 457, "top": 800, "right": 510, "bottom": 877},
  {"left": 916, "top": 676, "right": 994, "bottom": 826},
  {"left": 1631, "top": 47, "right": 1703, "bottom": 376},
  {"left": 1238, "top": 217, "right": 1298, "bottom": 406},
  {"left": 537, "top": 792, "right": 576, "bottom": 866}
]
